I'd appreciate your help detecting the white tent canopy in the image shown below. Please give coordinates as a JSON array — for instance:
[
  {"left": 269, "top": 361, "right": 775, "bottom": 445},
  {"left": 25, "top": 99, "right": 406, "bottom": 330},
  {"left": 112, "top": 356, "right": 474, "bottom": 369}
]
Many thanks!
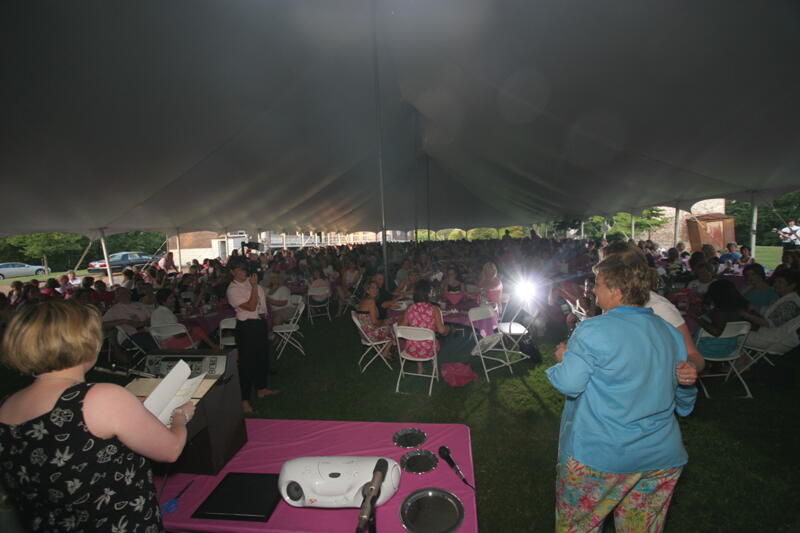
[{"left": 2, "top": 1, "right": 799, "bottom": 237}]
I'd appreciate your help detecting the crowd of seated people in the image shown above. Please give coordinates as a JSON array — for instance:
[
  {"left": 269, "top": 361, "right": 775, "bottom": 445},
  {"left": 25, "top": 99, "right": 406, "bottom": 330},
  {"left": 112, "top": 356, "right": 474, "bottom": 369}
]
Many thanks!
[{"left": 1, "top": 233, "right": 798, "bottom": 374}]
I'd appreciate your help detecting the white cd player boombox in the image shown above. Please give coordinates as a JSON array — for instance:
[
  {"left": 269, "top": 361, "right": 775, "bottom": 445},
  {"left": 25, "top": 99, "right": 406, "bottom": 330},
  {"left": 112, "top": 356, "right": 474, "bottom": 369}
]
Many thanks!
[{"left": 278, "top": 456, "right": 401, "bottom": 508}]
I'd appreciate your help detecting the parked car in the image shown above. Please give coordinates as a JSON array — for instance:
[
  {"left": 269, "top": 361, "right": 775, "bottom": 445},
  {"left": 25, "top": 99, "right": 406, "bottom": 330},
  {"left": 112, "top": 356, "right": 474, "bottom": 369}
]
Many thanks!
[
  {"left": 0, "top": 262, "right": 50, "bottom": 280},
  {"left": 87, "top": 252, "right": 160, "bottom": 274}
]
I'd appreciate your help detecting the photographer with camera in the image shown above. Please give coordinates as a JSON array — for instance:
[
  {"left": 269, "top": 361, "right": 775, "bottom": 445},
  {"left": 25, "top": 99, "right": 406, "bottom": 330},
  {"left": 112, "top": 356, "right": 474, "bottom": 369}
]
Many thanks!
[{"left": 226, "top": 256, "right": 279, "bottom": 414}]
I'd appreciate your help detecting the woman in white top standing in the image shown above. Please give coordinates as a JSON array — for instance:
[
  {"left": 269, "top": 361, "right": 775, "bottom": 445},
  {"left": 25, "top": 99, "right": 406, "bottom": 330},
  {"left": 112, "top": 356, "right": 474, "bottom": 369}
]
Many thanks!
[{"left": 226, "top": 257, "right": 279, "bottom": 413}]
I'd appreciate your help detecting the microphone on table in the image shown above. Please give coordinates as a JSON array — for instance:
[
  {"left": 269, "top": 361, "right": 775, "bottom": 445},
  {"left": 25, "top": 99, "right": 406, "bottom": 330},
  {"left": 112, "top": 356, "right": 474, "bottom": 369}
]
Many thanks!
[
  {"left": 356, "top": 458, "right": 388, "bottom": 533},
  {"left": 438, "top": 446, "right": 475, "bottom": 490}
]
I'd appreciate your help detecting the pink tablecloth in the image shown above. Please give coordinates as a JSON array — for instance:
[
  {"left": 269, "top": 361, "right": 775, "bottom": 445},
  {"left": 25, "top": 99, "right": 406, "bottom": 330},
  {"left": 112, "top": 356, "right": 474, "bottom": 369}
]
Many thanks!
[
  {"left": 287, "top": 282, "right": 308, "bottom": 295},
  {"left": 443, "top": 312, "right": 498, "bottom": 338},
  {"left": 178, "top": 308, "right": 236, "bottom": 336},
  {"left": 160, "top": 419, "right": 477, "bottom": 533}
]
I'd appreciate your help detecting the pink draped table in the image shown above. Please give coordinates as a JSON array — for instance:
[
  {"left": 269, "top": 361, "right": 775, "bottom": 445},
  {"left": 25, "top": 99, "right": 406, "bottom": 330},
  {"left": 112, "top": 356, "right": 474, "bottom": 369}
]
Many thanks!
[
  {"left": 160, "top": 419, "right": 478, "bottom": 533},
  {"left": 178, "top": 308, "right": 236, "bottom": 336},
  {"left": 387, "top": 299, "right": 497, "bottom": 338}
]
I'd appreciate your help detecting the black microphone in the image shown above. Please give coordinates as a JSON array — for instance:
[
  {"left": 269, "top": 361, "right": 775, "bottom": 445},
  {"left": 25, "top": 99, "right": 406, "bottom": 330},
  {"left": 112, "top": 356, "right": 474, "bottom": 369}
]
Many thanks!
[
  {"left": 438, "top": 446, "right": 475, "bottom": 490},
  {"left": 356, "top": 458, "right": 388, "bottom": 532}
]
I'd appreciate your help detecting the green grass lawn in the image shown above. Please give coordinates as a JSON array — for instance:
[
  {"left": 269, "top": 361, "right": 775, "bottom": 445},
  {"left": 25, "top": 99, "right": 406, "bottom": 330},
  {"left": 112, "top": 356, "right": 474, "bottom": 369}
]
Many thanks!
[
  {"left": 755, "top": 245, "right": 783, "bottom": 270},
  {"left": 2, "top": 313, "right": 798, "bottom": 532},
  {"left": 0, "top": 269, "right": 91, "bottom": 288}
]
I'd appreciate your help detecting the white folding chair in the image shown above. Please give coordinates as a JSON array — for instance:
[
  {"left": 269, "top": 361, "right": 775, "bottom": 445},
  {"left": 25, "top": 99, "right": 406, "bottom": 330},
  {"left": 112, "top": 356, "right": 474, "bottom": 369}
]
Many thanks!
[
  {"left": 393, "top": 324, "right": 439, "bottom": 396},
  {"left": 351, "top": 311, "right": 393, "bottom": 373},
  {"left": 340, "top": 273, "right": 364, "bottom": 316},
  {"left": 149, "top": 323, "right": 198, "bottom": 349},
  {"left": 114, "top": 326, "right": 151, "bottom": 359},
  {"left": 739, "top": 314, "right": 800, "bottom": 372},
  {"left": 274, "top": 302, "right": 306, "bottom": 359},
  {"left": 697, "top": 321, "right": 753, "bottom": 399},
  {"left": 468, "top": 305, "right": 525, "bottom": 382},
  {"left": 219, "top": 317, "right": 237, "bottom": 349},
  {"left": 564, "top": 298, "right": 588, "bottom": 323},
  {"left": 307, "top": 286, "right": 332, "bottom": 324},
  {"left": 497, "top": 298, "right": 529, "bottom": 353}
]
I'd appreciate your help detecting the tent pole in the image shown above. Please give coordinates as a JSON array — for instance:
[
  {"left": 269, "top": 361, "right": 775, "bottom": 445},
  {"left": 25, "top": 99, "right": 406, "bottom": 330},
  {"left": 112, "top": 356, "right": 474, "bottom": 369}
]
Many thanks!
[
  {"left": 282, "top": 233, "right": 287, "bottom": 250},
  {"left": 175, "top": 229, "right": 183, "bottom": 273},
  {"left": 73, "top": 239, "right": 94, "bottom": 271},
  {"left": 426, "top": 156, "right": 431, "bottom": 242},
  {"left": 370, "top": 0, "right": 389, "bottom": 287},
  {"left": 98, "top": 229, "right": 113, "bottom": 286},
  {"left": 673, "top": 205, "right": 680, "bottom": 247},
  {"left": 631, "top": 215, "right": 635, "bottom": 241},
  {"left": 750, "top": 192, "right": 758, "bottom": 259},
  {"left": 580, "top": 221, "right": 584, "bottom": 239}
]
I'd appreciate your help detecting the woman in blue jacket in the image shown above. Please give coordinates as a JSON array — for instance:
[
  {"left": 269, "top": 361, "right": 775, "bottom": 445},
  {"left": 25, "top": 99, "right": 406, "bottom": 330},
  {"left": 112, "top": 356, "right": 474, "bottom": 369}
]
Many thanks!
[{"left": 547, "top": 251, "right": 697, "bottom": 533}]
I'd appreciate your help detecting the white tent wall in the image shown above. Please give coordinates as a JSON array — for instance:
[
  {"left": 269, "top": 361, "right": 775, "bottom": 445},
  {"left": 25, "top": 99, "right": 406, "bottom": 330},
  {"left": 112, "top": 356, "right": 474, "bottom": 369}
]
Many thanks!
[{"left": 1, "top": 1, "right": 799, "bottom": 236}]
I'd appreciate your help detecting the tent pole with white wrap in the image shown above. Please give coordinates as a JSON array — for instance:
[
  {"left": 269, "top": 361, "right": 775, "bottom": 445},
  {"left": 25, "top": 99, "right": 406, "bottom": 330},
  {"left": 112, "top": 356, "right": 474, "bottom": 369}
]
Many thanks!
[
  {"left": 98, "top": 229, "right": 113, "bottom": 285},
  {"left": 750, "top": 193, "right": 758, "bottom": 259},
  {"left": 673, "top": 206, "right": 680, "bottom": 247},
  {"left": 73, "top": 239, "right": 94, "bottom": 272},
  {"left": 631, "top": 215, "right": 635, "bottom": 241},
  {"left": 175, "top": 229, "right": 183, "bottom": 272}
]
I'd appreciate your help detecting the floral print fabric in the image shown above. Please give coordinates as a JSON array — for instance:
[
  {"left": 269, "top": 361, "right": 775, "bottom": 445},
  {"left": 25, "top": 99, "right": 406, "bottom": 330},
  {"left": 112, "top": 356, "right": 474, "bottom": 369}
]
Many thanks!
[
  {"left": 0, "top": 383, "right": 162, "bottom": 533},
  {"left": 355, "top": 312, "right": 392, "bottom": 342},
  {"left": 403, "top": 303, "right": 440, "bottom": 358},
  {"left": 555, "top": 456, "right": 682, "bottom": 533}
]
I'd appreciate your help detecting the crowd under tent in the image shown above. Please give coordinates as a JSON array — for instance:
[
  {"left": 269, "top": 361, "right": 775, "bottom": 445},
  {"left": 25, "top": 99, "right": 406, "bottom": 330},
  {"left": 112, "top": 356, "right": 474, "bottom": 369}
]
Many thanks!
[{"left": 1, "top": 1, "right": 799, "bottom": 241}]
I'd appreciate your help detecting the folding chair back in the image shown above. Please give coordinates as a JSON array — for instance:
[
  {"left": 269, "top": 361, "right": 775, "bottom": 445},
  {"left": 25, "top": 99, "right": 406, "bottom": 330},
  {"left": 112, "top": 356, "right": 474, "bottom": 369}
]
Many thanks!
[
  {"left": 115, "top": 326, "right": 151, "bottom": 359},
  {"left": 393, "top": 323, "right": 439, "bottom": 395},
  {"left": 697, "top": 321, "right": 751, "bottom": 359},
  {"left": 468, "top": 306, "right": 512, "bottom": 382},
  {"left": 150, "top": 323, "right": 196, "bottom": 348},
  {"left": 219, "top": 317, "right": 237, "bottom": 348},
  {"left": 307, "top": 286, "right": 332, "bottom": 324},
  {"left": 351, "top": 311, "right": 392, "bottom": 373},
  {"left": 340, "top": 272, "right": 364, "bottom": 316},
  {"left": 697, "top": 321, "right": 753, "bottom": 399},
  {"left": 468, "top": 304, "right": 496, "bottom": 323},
  {"left": 394, "top": 325, "right": 437, "bottom": 356},
  {"left": 564, "top": 298, "right": 588, "bottom": 322},
  {"left": 274, "top": 302, "right": 306, "bottom": 359}
]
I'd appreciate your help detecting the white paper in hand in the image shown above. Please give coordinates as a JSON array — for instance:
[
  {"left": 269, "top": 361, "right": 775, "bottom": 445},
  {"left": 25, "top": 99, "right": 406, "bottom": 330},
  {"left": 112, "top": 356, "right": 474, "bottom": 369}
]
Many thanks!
[{"left": 142, "top": 360, "right": 207, "bottom": 425}]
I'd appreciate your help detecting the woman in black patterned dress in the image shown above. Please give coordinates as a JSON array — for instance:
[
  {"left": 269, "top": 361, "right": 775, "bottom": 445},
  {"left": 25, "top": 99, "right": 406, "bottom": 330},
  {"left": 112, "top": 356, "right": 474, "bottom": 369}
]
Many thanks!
[{"left": 0, "top": 300, "right": 195, "bottom": 532}]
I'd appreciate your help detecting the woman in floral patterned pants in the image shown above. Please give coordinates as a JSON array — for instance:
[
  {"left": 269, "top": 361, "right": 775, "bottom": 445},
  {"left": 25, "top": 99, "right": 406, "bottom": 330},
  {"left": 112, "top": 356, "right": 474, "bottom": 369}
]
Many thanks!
[{"left": 546, "top": 252, "right": 697, "bottom": 533}]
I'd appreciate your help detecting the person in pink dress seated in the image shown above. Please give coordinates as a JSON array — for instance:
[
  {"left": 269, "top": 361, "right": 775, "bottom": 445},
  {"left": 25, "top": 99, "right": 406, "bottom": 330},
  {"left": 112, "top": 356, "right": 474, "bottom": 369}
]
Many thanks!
[
  {"left": 400, "top": 279, "right": 450, "bottom": 373},
  {"left": 150, "top": 289, "right": 221, "bottom": 350},
  {"left": 354, "top": 281, "right": 395, "bottom": 359}
]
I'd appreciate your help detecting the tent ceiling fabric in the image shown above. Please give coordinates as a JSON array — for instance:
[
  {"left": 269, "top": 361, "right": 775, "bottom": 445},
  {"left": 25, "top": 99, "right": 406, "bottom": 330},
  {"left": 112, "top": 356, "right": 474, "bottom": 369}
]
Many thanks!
[{"left": 2, "top": 0, "right": 799, "bottom": 237}]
